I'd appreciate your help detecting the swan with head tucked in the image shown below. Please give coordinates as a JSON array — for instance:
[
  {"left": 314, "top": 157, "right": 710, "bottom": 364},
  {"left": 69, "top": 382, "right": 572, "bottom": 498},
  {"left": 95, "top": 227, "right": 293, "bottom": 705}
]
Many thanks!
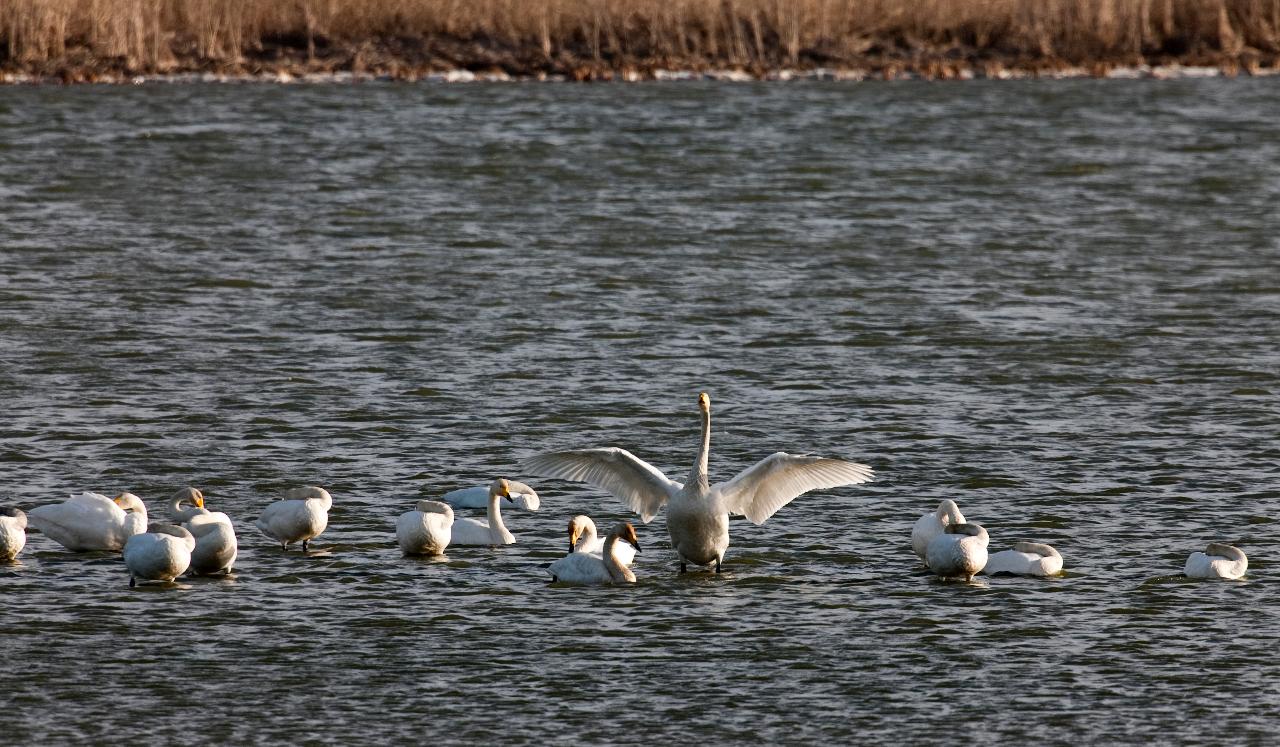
[
  {"left": 449, "top": 479, "right": 516, "bottom": 546},
  {"left": 548, "top": 522, "right": 642, "bottom": 584},
  {"left": 565, "top": 515, "right": 636, "bottom": 567},
  {"left": 0, "top": 507, "right": 27, "bottom": 560},
  {"left": 1184, "top": 542, "right": 1247, "bottom": 580},
  {"left": 983, "top": 541, "right": 1062, "bottom": 576},
  {"left": 28, "top": 492, "right": 148, "bottom": 552},
  {"left": 255, "top": 486, "right": 332, "bottom": 552},
  {"left": 442, "top": 481, "right": 540, "bottom": 511},
  {"left": 396, "top": 500, "right": 454, "bottom": 556},
  {"left": 912, "top": 499, "right": 964, "bottom": 566},
  {"left": 523, "top": 392, "right": 874, "bottom": 572},
  {"left": 926, "top": 522, "right": 989, "bottom": 581},
  {"left": 124, "top": 523, "right": 195, "bottom": 586}
]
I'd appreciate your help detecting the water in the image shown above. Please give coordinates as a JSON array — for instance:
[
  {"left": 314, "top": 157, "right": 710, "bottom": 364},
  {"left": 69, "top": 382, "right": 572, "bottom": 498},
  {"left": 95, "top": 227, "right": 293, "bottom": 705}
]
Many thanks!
[{"left": 2, "top": 78, "right": 1279, "bottom": 743}]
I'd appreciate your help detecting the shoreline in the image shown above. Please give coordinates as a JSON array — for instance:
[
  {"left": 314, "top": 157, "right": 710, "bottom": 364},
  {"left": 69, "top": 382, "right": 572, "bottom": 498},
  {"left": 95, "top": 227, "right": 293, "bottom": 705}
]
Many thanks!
[{"left": 4, "top": 62, "right": 1278, "bottom": 86}]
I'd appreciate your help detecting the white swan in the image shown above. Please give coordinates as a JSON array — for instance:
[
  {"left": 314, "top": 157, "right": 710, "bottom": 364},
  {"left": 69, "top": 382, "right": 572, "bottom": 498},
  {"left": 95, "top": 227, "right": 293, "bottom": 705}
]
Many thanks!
[
  {"left": 547, "top": 522, "right": 642, "bottom": 584},
  {"left": 566, "top": 514, "right": 636, "bottom": 566},
  {"left": 396, "top": 500, "right": 454, "bottom": 556},
  {"left": 442, "top": 481, "right": 540, "bottom": 511},
  {"left": 0, "top": 507, "right": 27, "bottom": 560},
  {"left": 123, "top": 523, "right": 196, "bottom": 586},
  {"left": 255, "top": 486, "right": 332, "bottom": 551},
  {"left": 911, "top": 499, "right": 964, "bottom": 565},
  {"left": 168, "top": 487, "right": 207, "bottom": 523},
  {"left": 28, "top": 492, "right": 148, "bottom": 552},
  {"left": 1185, "top": 542, "right": 1247, "bottom": 580},
  {"left": 983, "top": 541, "right": 1063, "bottom": 576},
  {"left": 523, "top": 392, "right": 874, "bottom": 572},
  {"left": 926, "top": 522, "right": 989, "bottom": 581},
  {"left": 184, "top": 513, "right": 238, "bottom": 575},
  {"left": 449, "top": 479, "right": 516, "bottom": 546}
]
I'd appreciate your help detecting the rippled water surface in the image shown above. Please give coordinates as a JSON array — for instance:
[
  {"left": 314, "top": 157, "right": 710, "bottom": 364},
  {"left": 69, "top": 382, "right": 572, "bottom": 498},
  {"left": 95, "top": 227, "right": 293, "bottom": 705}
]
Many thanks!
[{"left": 2, "top": 79, "right": 1279, "bottom": 743}]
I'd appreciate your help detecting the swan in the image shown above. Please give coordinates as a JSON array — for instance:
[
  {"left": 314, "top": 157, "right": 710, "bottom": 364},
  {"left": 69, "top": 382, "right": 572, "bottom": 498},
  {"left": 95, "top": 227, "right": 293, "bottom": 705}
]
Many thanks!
[
  {"left": 522, "top": 392, "right": 874, "bottom": 572},
  {"left": 442, "top": 481, "right": 540, "bottom": 511},
  {"left": 168, "top": 487, "right": 207, "bottom": 523},
  {"left": 566, "top": 514, "right": 636, "bottom": 566},
  {"left": 0, "top": 507, "right": 27, "bottom": 560},
  {"left": 123, "top": 523, "right": 195, "bottom": 586},
  {"left": 926, "top": 522, "right": 989, "bottom": 581},
  {"left": 983, "top": 541, "right": 1063, "bottom": 576},
  {"left": 184, "top": 512, "right": 238, "bottom": 575},
  {"left": 449, "top": 479, "right": 516, "bottom": 546},
  {"left": 255, "top": 486, "right": 332, "bottom": 551},
  {"left": 1184, "top": 542, "right": 1247, "bottom": 580},
  {"left": 548, "top": 522, "right": 642, "bottom": 584},
  {"left": 912, "top": 499, "right": 965, "bottom": 566},
  {"left": 396, "top": 500, "right": 454, "bottom": 556},
  {"left": 28, "top": 492, "right": 148, "bottom": 552}
]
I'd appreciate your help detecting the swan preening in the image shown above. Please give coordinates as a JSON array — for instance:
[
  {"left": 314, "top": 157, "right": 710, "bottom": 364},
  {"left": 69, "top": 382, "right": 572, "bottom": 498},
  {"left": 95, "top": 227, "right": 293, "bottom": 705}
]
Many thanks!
[
  {"left": 547, "top": 522, "right": 642, "bottom": 584},
  {"left": 28, "top": 492, "right": 148, "bottom": 552},
  {"left": 255, "top": 486, "right": 332, "bottom": 552},
  {"left": 1185, "top": 543, "right": 1247, "bottom": 580},
  {"left": 396, "top": 500, "right": 454, "bottom": 556},
  {"left": 123, "top": 523, "right": 195, "bottom": 586},
  {"left": 0, "top": 507, "right": 27, "bottom": 560},
  {"left": 983, "top": 542, "right": 1063, "bottom": 577},
  {"left": 442, "top": 481, "right": 540, "bottom": 511},
  {"left": 169, "top": 487, "right": 207, "bottom": 523},
  {"left": 523, "top": 392, "right": 874, "bottom": 572},
  {"left": 449, "top": 479, "right": 516, "bottom": 546},
  {"left": 926, "top": 522, "right": 989, "bottom": 581},
  {"left": 912, "top": 499, "right": 964, "bottom": 565}
]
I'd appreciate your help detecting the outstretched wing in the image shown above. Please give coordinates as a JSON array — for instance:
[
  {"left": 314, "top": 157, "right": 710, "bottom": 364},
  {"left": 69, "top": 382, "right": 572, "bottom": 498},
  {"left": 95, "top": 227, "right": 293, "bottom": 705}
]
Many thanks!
[
  {"left": 718, "top": 452, "right": 874, "bottom": 526},
  {"left": 521, "top": 448, "right": 681, "bottom": 523}
]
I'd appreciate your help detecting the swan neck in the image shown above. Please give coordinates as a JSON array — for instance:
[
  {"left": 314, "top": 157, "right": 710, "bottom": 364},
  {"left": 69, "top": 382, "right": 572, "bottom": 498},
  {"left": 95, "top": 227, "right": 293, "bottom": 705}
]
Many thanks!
[
  {"left": 603, "top": 535, "right": 635, "bottom": 583},
  {"left": 689, "top": 406, "right": 711, "bottom": 488},
  {"left": 576, "top": 520, "right": 598, "bottom": 552},
  {"left": 488, "top": 494, "right": 508, "bottom": 542}
]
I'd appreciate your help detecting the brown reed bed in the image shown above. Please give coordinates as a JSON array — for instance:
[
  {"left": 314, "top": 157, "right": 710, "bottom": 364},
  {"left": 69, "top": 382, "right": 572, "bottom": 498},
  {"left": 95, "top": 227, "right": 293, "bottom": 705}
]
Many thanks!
[{"left": 3, "top": 0, "right": 1280, "bottom": 82}]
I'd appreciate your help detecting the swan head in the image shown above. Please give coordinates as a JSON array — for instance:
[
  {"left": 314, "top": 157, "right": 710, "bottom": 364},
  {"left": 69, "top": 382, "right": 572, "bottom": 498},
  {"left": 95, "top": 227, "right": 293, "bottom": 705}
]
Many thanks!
[
  {"left": 0, "top": 507, "right": 26, "bottom": 528},
  {"left": 698, "top": 392, "right": 710, "bottom": 413},
  {"left": 170, "top": 487, "right": 204, "bottom": 510},
  {"left": 615, "top": 522, "right": 641, "bottom": 553},
  {"left": 282, "top": 486, "right": 332, "bottom": 502},
  {"left": 567, "top": 515, "right": 594, "bottom": 553},
  {"left": 489, "top": 478, "right": 513, "bottom": 503},
  {"left": 944, "top": 522, "right": 988, "bottom": 543},
  {"left": 113, "top": 493, "right": 146, "bottom": 513}
]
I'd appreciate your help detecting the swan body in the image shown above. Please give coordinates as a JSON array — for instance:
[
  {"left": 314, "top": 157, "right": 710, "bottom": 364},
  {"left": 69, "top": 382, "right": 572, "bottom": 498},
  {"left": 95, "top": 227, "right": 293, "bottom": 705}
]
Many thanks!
[
  {"left": 168, "top": 487, "right": 209, "bottom": 523},
  {"left": 123, "top": 524, "right": 195, "bottom": 586},
  {"left": 28, "top": 492, "right": 148, "bottom": 552},
  {"left": 396, "top": 500, "right": 454, "bottom": 556},
  {"left": 184, "top": 512, "right": 238, "bottom": 575},
  {"left": 449, "top": 479, "right": 516, "bottom": 546},
  {"left": 1185, "top": 542, "right": 1247, "bottom": 580},
  {"left": 566, "top": 515, "right": 636, "bottom": 566},
  {"left": 548, "top": 522, "right": 642, "bottom": 584},
  {"left": 442, "top": 481, "right": 540, "bottom": 511},
  {"left": 926, "top": 522, "right": 989, "bottom": 581},
  {"left": 255, "top": 486, "right": 332, "bottom": 551},
  {"left": 523, "top": 392, "right": 874, "bottom": 572},
  {"left": 983, "top": 541, "right": 1062, "bottom": 576},
  {"left": 0, "top": 508, "right": 27, "bottom": 560},
  {"left": 912, "top": 500, "right": 965, "bottom": 565}
]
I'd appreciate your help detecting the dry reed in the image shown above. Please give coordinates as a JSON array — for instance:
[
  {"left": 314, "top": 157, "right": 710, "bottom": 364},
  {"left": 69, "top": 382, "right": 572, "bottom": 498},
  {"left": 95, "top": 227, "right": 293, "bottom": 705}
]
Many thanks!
[{"left": 3, "top": 0, "right": 1279, "bottom": 77}]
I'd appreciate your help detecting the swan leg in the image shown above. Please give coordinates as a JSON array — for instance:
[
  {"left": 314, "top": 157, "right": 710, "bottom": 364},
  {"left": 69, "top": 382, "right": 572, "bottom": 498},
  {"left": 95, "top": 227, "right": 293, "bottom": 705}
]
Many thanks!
[
  {"left": 129, "top": 575, "right": 136, "bottom": 588},
  {"left": 714, "top": 557, "right": 722, "bottom": 574},
  {"left": 302, "top": 539, "right": 309, "bottom": 552},
  {"left": 679, "top": 562, "right": 687, "bottom": 573}
]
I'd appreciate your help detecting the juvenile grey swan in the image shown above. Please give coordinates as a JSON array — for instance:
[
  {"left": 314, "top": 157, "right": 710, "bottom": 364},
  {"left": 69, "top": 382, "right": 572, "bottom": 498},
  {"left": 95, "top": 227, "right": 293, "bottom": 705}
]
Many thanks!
[{"left": 523, "top": 392, "right": 874, "bottom": 572}]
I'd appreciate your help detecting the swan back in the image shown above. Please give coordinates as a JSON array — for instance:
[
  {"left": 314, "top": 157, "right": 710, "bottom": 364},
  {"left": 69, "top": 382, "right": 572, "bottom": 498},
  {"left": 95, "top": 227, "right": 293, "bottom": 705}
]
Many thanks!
[
  {"left": 1, "top": 507, "right": 28, "bottom": 529},
  {"left": 0, "top": 507, "right": 27, "bottom": 560},
  {"left": 397, "top": 501, "right": 454, "bottom": 555},
  {"left": 983, "top": 542, "right": 1063, "bottom": 576},
  {"left": 1185, "top": 543, "right": 1247, "bottom": 579},
  {"left": 926, "top": 522, "right": 988, "bottom": 579}
]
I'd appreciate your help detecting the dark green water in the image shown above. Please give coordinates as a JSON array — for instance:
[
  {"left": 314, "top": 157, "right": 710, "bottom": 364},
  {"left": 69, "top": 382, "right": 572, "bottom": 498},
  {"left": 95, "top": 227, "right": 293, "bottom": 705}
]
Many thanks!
[{"left": 1, "top": 79, "right": 1278, "bottom": 743}]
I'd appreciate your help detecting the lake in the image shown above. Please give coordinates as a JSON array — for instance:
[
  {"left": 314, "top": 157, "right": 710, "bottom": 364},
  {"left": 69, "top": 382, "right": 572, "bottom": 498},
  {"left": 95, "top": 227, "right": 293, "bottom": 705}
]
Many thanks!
[{"left": 2, "top": 78, "right": 1278, "bottom": 743}]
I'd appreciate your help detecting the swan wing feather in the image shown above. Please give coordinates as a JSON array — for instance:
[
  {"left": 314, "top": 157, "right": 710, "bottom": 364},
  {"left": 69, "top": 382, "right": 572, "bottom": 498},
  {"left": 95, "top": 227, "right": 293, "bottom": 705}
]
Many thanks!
[
  {"left": 522, "top": 448, "right": 680, "bottom": 523},
  {"left": 718, "top": 452, "right": 874, "bottom": 526}
]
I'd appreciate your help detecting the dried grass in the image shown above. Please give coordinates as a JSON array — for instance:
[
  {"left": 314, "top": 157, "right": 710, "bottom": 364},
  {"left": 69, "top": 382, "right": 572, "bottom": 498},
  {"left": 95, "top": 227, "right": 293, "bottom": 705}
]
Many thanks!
[{"left": 3, "top": 0, "right": 1279, "bottom": 74}]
